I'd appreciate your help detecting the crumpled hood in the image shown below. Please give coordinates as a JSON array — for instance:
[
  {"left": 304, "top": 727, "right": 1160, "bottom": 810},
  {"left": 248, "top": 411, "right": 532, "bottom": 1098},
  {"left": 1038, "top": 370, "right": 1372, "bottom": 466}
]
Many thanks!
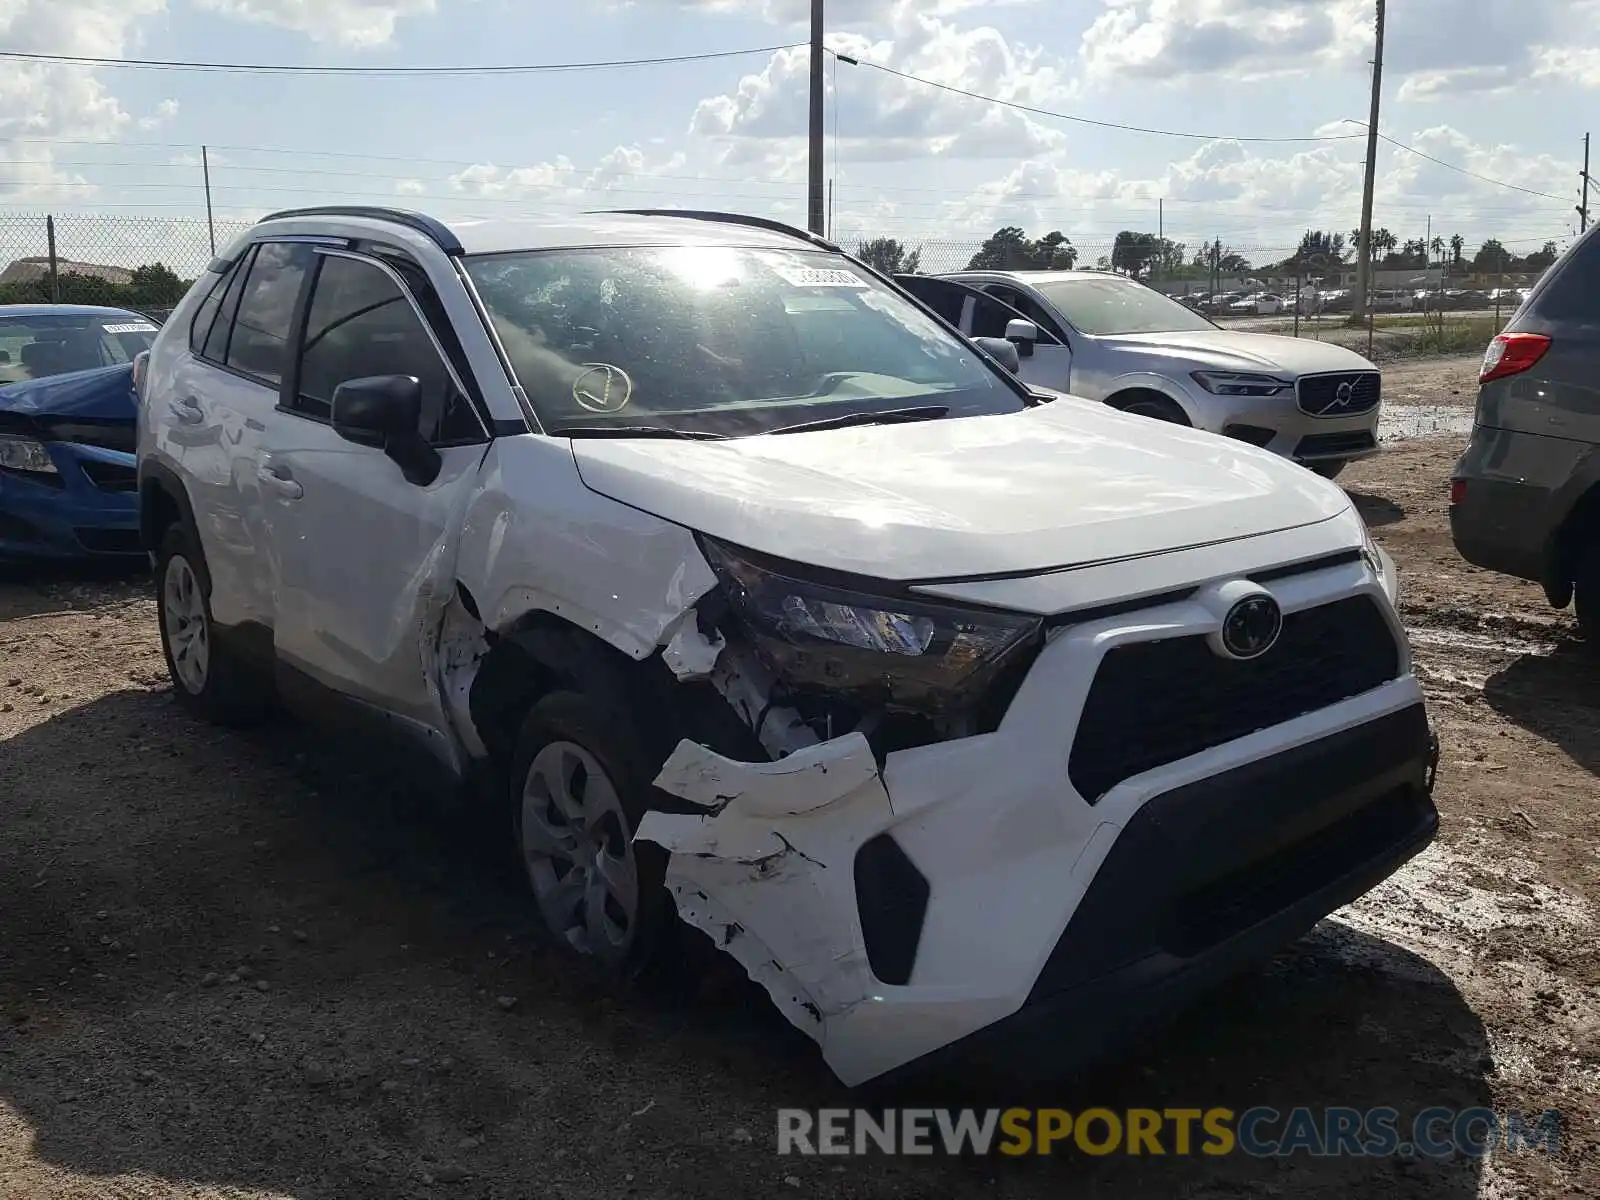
[
  {"left": 568, "top": 402, "right": 1352, "bottom": 581},
  {"left": 1098, "top": 329, "right": 1376, "bottom": 376},
  {"left": 0, "top": 364, "right": 136, "bottom": 420}
]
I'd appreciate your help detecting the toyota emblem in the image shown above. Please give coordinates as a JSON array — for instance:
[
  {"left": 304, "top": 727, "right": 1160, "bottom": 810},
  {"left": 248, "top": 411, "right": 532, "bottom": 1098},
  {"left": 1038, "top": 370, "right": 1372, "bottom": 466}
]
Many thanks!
[{"left": 1219, "top": 595, "right": 1283, "bottom": 659}]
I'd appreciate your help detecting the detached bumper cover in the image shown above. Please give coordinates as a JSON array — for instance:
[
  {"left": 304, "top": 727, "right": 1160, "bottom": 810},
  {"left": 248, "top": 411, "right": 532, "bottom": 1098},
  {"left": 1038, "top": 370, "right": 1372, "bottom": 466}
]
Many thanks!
[{"left": 905, "top": 704, "right": 1440, "bottom": 1083}]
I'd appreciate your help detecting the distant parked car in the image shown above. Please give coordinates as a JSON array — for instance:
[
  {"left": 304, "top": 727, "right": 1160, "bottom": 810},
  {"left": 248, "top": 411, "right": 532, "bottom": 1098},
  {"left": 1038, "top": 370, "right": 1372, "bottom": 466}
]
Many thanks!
[
  {"left": 1451, "top": 227, "right": 1600, "bottom": 639},
  {"left": 900, "top": 269, "right": 1384, "bottom": 477},
  {"left": 0, "top": 304, "right": 159, "bottom": 560}
]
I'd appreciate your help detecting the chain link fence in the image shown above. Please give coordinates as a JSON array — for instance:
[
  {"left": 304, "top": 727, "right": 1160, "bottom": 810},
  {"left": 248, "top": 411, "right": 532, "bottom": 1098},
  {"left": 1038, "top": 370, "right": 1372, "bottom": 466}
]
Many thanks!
[
  {"left": 0, "top": 212, "right": 252, "bottom": 322},
  {"left": 0, "top": 210, "right": 1523, "bottom": 360}
]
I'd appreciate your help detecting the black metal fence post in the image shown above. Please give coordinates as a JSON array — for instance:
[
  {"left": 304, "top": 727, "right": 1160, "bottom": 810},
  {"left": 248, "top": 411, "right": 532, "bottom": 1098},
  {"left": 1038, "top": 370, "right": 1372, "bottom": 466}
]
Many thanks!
[{"left": 46, "top": 214, "right": 59, "bottom": 303}]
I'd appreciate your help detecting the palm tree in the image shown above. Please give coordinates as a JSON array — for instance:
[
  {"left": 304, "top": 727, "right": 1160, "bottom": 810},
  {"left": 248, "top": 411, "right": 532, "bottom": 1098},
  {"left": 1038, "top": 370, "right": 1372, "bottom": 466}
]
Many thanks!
[
  {"left": 1449, "top": 233, "right": 1465, "bottom": 267},
  {"left": 1430, "top": 236, "right": 1446, "bottom": 263}
]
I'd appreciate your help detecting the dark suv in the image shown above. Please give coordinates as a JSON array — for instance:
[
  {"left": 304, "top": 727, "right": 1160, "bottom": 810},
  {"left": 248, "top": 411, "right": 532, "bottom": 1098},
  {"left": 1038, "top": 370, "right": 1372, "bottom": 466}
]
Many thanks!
[{"left": 1450, "top": 230, "right": 1600, "bottom": 638}]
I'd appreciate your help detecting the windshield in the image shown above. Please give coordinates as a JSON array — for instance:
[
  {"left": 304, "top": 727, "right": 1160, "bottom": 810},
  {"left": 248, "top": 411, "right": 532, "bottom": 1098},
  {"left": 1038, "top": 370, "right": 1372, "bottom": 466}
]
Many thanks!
[
  {"left": 0, "top": 313, "right": 158, "bottom": 385},
  {"left": 464, "top": 245, "right": 1024, "bottom": 436},
  {"left": 1030, "top": 277, "right": 1218, "bottom": 337}
]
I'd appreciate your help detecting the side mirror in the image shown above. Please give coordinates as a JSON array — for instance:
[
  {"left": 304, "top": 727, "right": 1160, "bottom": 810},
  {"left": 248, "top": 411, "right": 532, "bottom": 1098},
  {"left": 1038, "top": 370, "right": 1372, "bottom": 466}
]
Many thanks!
[
  {"left": 1005, "top": 318, "right": 1039, "bottom": 358},
  {"left": 972, "top": 336, "right": 1021, "bottom": 375},
  {"left": 331, "top": 375, "right": 440, "bottom": 486}
]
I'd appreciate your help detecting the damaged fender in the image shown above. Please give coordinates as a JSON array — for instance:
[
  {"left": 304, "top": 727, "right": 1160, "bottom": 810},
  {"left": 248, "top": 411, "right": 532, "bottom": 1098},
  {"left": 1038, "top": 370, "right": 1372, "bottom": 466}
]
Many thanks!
[{"left": 635, "top": 733, "right": 893, "bottom": 1076}]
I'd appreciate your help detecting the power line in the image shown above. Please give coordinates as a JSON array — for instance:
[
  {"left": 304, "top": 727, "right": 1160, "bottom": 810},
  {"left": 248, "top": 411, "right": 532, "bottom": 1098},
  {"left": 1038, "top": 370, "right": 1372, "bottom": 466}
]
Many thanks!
[
  {"left": 0, "top": 44, "right": 797, "bottom": 76},
  {"left": 840, "top": 56, "right": 1364, "bottom": 144},
  {"left": 1349, "top": 124, "right": 1571, "bottom": 202}
]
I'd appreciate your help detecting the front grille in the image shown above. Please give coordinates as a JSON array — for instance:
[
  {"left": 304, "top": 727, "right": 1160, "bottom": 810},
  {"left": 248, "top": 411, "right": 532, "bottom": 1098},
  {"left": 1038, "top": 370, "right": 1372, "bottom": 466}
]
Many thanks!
[
  {"left": 74, "top": 527, "right": 143, "bottom": 554},
  {"left": 1297, "top": 371, "right": 1381, "bottom": 417},
  {"left": 79, "top": 459, "right": 137, "bottom": 492},
  {"left": 1067, "top": 596, "right": 1400, "bottom": 803},
  {"left": 1295, "top": 430, "right": 1377, "bottom": 459},
  {"left": 41, "top": 419, "right": 136, "bottom": 453}
]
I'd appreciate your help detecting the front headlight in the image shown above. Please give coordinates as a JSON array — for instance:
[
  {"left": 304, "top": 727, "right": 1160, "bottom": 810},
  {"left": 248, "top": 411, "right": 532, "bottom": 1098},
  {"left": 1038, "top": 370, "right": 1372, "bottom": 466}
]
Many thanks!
[
  {"left": 1190, "top": 370, "right": 1292, "bottom": 397},
  {"left": 0, "top": 434, "right": 58, "bottom": 475},
  {"left": 699, "top": 537, "right": 1042, "bottom": 712},
  {"left": 1357, "top": 517, "right": 1399, "bottom": 605}
]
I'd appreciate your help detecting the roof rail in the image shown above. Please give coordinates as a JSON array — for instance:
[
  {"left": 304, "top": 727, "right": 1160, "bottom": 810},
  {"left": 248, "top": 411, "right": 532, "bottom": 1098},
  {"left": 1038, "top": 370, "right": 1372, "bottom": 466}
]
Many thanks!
[
  {"left": 598, "top": 208, "right": 838, "bottom": 251},
  {"left": 256, "top": 206, "right": 463, "bottom": 255}
]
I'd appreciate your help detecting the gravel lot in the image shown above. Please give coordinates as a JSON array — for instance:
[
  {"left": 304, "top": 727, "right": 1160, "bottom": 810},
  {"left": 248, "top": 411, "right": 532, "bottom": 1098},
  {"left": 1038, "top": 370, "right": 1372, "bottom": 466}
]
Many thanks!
[{"left": 2, "top": 353, "right": 1597, "bottom": 1199}]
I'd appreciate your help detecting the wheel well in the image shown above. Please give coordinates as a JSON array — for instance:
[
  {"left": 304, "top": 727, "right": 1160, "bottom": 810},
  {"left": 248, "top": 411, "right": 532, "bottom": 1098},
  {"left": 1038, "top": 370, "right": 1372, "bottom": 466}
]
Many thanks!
[
  {"left": 139, "top": 478, "right": 181, "bottom": 551},
  {"left": 1552, "top": 483, "right": 1600, "bottom": 595},
  {"left": 465, "top": 609, "right": 765, "bottom": 784},
  {"left": 1107, "top": 387, "right": 1187, "bottom": 420}
]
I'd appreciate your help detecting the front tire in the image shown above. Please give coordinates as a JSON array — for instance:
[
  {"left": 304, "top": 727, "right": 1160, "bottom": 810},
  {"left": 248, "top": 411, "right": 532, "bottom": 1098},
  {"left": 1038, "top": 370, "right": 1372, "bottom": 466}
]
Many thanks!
[
  {"left": 510, "top": 690, "right": 672, "bottom": 980},
  {"left": 155, "top": 525, "right": 271, "bottom": 724}
]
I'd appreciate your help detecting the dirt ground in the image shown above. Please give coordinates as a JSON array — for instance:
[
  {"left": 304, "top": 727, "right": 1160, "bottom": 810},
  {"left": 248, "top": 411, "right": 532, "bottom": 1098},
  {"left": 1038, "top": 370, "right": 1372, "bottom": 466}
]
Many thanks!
[{"left": 2, "top": 352, "right": 1596, "bottom": 1199}]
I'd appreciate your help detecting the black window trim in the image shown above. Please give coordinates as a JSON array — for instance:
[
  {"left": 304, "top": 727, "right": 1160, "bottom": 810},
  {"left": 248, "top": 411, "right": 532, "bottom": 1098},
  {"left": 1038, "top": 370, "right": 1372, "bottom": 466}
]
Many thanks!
[
  {"left": 189, "top": 250, "right": 249, "bottom": 359},
  {"left": 978, "top": 282, "right": 1069, "bottom": 346},
  {"left": 276, "top": 246, "right": 489, "bottom": 447}
]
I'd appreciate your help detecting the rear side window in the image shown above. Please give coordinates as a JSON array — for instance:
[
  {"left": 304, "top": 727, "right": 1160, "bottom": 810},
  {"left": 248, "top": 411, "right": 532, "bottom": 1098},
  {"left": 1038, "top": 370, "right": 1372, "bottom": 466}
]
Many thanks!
[
  {"left": 226, "top": 242, "right": 314, "bottom": 385},
  {"left": 202, "top": 248, "right": 255, "bottom": 364},
  {"left": 1528, "top": 236, "right": 1598, "bottom": 323},
  {"left": 189, "top": 261, "right": 235, "bottom": 355}
]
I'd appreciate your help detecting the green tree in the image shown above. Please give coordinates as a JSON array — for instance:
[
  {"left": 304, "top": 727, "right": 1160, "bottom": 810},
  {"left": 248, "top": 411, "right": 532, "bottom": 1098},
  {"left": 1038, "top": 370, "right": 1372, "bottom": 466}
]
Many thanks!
[
  {"left": 1473, "top": 238, "right": 1510, "bottom": 272},
  {"left": 1449, "top": 233, "right": 1465, "bottom": 267},
  {"left": 1110, "top": 230, "right": 1163, "bottom": 278},
  {"left": 1522, "top": 241, "right": 1560, "bottom": 272},
  {"left": 965, "top": 227, "right": 1077, "bottom": 270},
  {"left": 855, "top": 237, "right": 921, "bottom": 275}
]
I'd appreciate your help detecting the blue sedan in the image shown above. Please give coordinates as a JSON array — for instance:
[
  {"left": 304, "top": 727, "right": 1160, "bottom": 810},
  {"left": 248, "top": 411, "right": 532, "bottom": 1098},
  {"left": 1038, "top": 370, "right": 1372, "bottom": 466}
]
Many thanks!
[{"left": 0, "top": 304, "right": 160, "bottom": 560}]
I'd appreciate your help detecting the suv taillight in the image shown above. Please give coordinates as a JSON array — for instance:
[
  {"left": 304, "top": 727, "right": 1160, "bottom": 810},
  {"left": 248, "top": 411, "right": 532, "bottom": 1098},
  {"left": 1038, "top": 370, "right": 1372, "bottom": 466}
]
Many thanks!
[{"left": 1479, "top": 333, "right": 1550, "bottom": 383}]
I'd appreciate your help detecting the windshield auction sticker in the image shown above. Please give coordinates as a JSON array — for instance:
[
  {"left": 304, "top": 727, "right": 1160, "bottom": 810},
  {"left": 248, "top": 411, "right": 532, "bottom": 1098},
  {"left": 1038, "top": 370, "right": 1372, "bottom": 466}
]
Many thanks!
[
  {"left": 772, "top": 265, "right": 868, "bottom": 289},
  {"left": 103, "top": 322, "right": 159, "bottom": 334}
]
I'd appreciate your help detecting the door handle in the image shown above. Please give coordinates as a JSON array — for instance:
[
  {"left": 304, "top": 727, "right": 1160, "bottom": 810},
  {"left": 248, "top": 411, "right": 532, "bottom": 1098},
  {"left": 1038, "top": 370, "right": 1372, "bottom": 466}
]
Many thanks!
[
  {"left": 168, "top": 396, "right": 203, "bottom": 425},
  {"left": 256, "top": 464, "right": 304, "bottom": 500}
]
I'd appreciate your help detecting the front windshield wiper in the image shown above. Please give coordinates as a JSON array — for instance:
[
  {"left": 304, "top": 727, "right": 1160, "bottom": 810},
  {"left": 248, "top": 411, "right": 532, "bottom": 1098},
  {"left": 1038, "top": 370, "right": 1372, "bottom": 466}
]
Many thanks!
[
  {"left": 545, "top": 424, "right": 727, "bottom": 440},
  {"left": 765, "top": 405, "right": 950, "bottom": 436}
]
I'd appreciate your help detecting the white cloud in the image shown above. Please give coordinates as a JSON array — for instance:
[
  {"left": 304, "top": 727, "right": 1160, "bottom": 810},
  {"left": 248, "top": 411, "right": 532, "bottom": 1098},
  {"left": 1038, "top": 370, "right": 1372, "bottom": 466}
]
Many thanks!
[
  {"left": 689, "top": 2, "right": 1071, "bottom": 168},
  {"left": 190, "top": 0, "right": 436, "bottom": 48},
  {"left": 1077, "top": 0, "right": 1600, "bottom": 99},
  {"left": 441, "top": 144, "right": 690, "bottom": 209},
  {"left": 138, "top": 98, "right": 181, "bottom": 130},
  {"left": 0, "top": 0, "right": 166, "bottom": 203},
  {"left": 850, "top": 125, "right": 1577, "bottom": 260}
]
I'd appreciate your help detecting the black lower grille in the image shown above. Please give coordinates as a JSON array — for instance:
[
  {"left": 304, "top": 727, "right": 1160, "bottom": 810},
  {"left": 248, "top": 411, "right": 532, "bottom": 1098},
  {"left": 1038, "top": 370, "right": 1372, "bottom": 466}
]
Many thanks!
[
  {"left": 854, "top": 833, "right": 929, "bottom": 986},
  {"left": 1297, "top": 371, "right": 1380, "bottom": 417},
  {"left": 1068, "top": 596, "right": 1400, "bottom": 802},
  {"left": 80, "top": 459, "right": 137, "bottom": 492},
  {"left": 1295, "top": 430, "right": 1376, "bottom": 459},
  {"left": 1223, "top": 422, "right": 1276, "bottom": 447},
  {"left": 42, "top": 419, "right": 136, "bottom": 453}
]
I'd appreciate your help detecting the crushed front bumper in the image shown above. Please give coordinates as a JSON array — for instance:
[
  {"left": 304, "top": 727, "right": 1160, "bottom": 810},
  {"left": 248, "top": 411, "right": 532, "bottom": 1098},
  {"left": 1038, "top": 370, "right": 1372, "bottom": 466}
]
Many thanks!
[
  {"left": 889, "top": 706, "right": 1440, "bottom": 1086},
  {"left": 0, "top": 443, "right": 141, "bottom": 560}
]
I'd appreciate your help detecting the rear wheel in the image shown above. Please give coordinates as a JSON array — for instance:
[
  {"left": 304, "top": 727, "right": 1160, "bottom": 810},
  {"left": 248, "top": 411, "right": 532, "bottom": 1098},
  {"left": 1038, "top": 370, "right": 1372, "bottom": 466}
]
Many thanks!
[{"left": 155, "top": 525, "right": 272, "bottom": 724}]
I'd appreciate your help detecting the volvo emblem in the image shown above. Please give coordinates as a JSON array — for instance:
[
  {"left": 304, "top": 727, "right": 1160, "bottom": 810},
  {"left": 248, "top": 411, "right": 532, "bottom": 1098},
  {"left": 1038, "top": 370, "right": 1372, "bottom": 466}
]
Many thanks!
[
  {"left": 1219, "top": 594, "right": 1283, "bottom": 659},
  {"left": 1315, "top": 379, "right": 1356, "bottom": 416}
]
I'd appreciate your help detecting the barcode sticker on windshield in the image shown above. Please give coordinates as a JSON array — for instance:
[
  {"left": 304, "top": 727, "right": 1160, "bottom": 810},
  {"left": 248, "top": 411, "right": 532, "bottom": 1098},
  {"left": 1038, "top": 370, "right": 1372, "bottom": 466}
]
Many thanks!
[
  {"left": 103, "top": 322, "right": 158, "bottom": 334},
  {"left": 774, "top": 265, "right": 867, "bottom": 288}
]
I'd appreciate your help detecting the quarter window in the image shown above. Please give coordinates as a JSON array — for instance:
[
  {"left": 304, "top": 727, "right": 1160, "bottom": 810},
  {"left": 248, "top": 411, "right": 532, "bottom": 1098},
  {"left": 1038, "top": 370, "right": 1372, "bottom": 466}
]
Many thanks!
[
  {"left": 293, "top": 254, "right": 467, "bottom": 439},
  {"left": 202, "top": 247, "right": 255, "bottom": 364},
  {"left": 189, "top": 253, "right": 248, "bottom": 356},
  {"left": 226, "top": 242, "right": 313, "bottom": 385}
]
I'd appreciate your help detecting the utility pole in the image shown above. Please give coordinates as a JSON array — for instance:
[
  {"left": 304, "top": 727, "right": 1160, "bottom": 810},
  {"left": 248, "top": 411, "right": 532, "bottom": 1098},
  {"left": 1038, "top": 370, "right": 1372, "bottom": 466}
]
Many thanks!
[
  {"left": 202, "top": 145, "right": 216, "bottom": 256},
  {"left": 807, "top": 0, "right": 826, "bottom": 236},
  {"left": 1156, "top": 198, "right": 1163, "bottom": 287},
  {"left": 1351, "top": 0, "right": 1385, "bottom": 324},
  {"left": 1579, "top": 133, "right": 1591, "bottom": 234}
]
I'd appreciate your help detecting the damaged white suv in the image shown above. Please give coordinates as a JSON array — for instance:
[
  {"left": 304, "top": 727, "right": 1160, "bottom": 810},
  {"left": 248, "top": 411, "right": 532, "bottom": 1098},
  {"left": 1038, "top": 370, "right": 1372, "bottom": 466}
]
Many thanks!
[{"left": 135, "top": 206, "right": 1440, "bottom": 1087}]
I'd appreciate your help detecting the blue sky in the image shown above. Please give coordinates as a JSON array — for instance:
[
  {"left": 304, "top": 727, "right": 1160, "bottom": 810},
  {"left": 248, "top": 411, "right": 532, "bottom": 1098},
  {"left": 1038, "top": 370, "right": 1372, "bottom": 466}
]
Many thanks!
[{"left": 0, "top": 0, "right": 1593, "bottom": 273}]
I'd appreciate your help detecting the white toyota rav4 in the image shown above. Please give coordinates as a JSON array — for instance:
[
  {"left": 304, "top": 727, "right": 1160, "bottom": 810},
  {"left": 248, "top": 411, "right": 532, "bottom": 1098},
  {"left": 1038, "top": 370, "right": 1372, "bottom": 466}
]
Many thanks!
[{"left": 135, "top": 206, "right": 1439, "bottom": 1087}]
